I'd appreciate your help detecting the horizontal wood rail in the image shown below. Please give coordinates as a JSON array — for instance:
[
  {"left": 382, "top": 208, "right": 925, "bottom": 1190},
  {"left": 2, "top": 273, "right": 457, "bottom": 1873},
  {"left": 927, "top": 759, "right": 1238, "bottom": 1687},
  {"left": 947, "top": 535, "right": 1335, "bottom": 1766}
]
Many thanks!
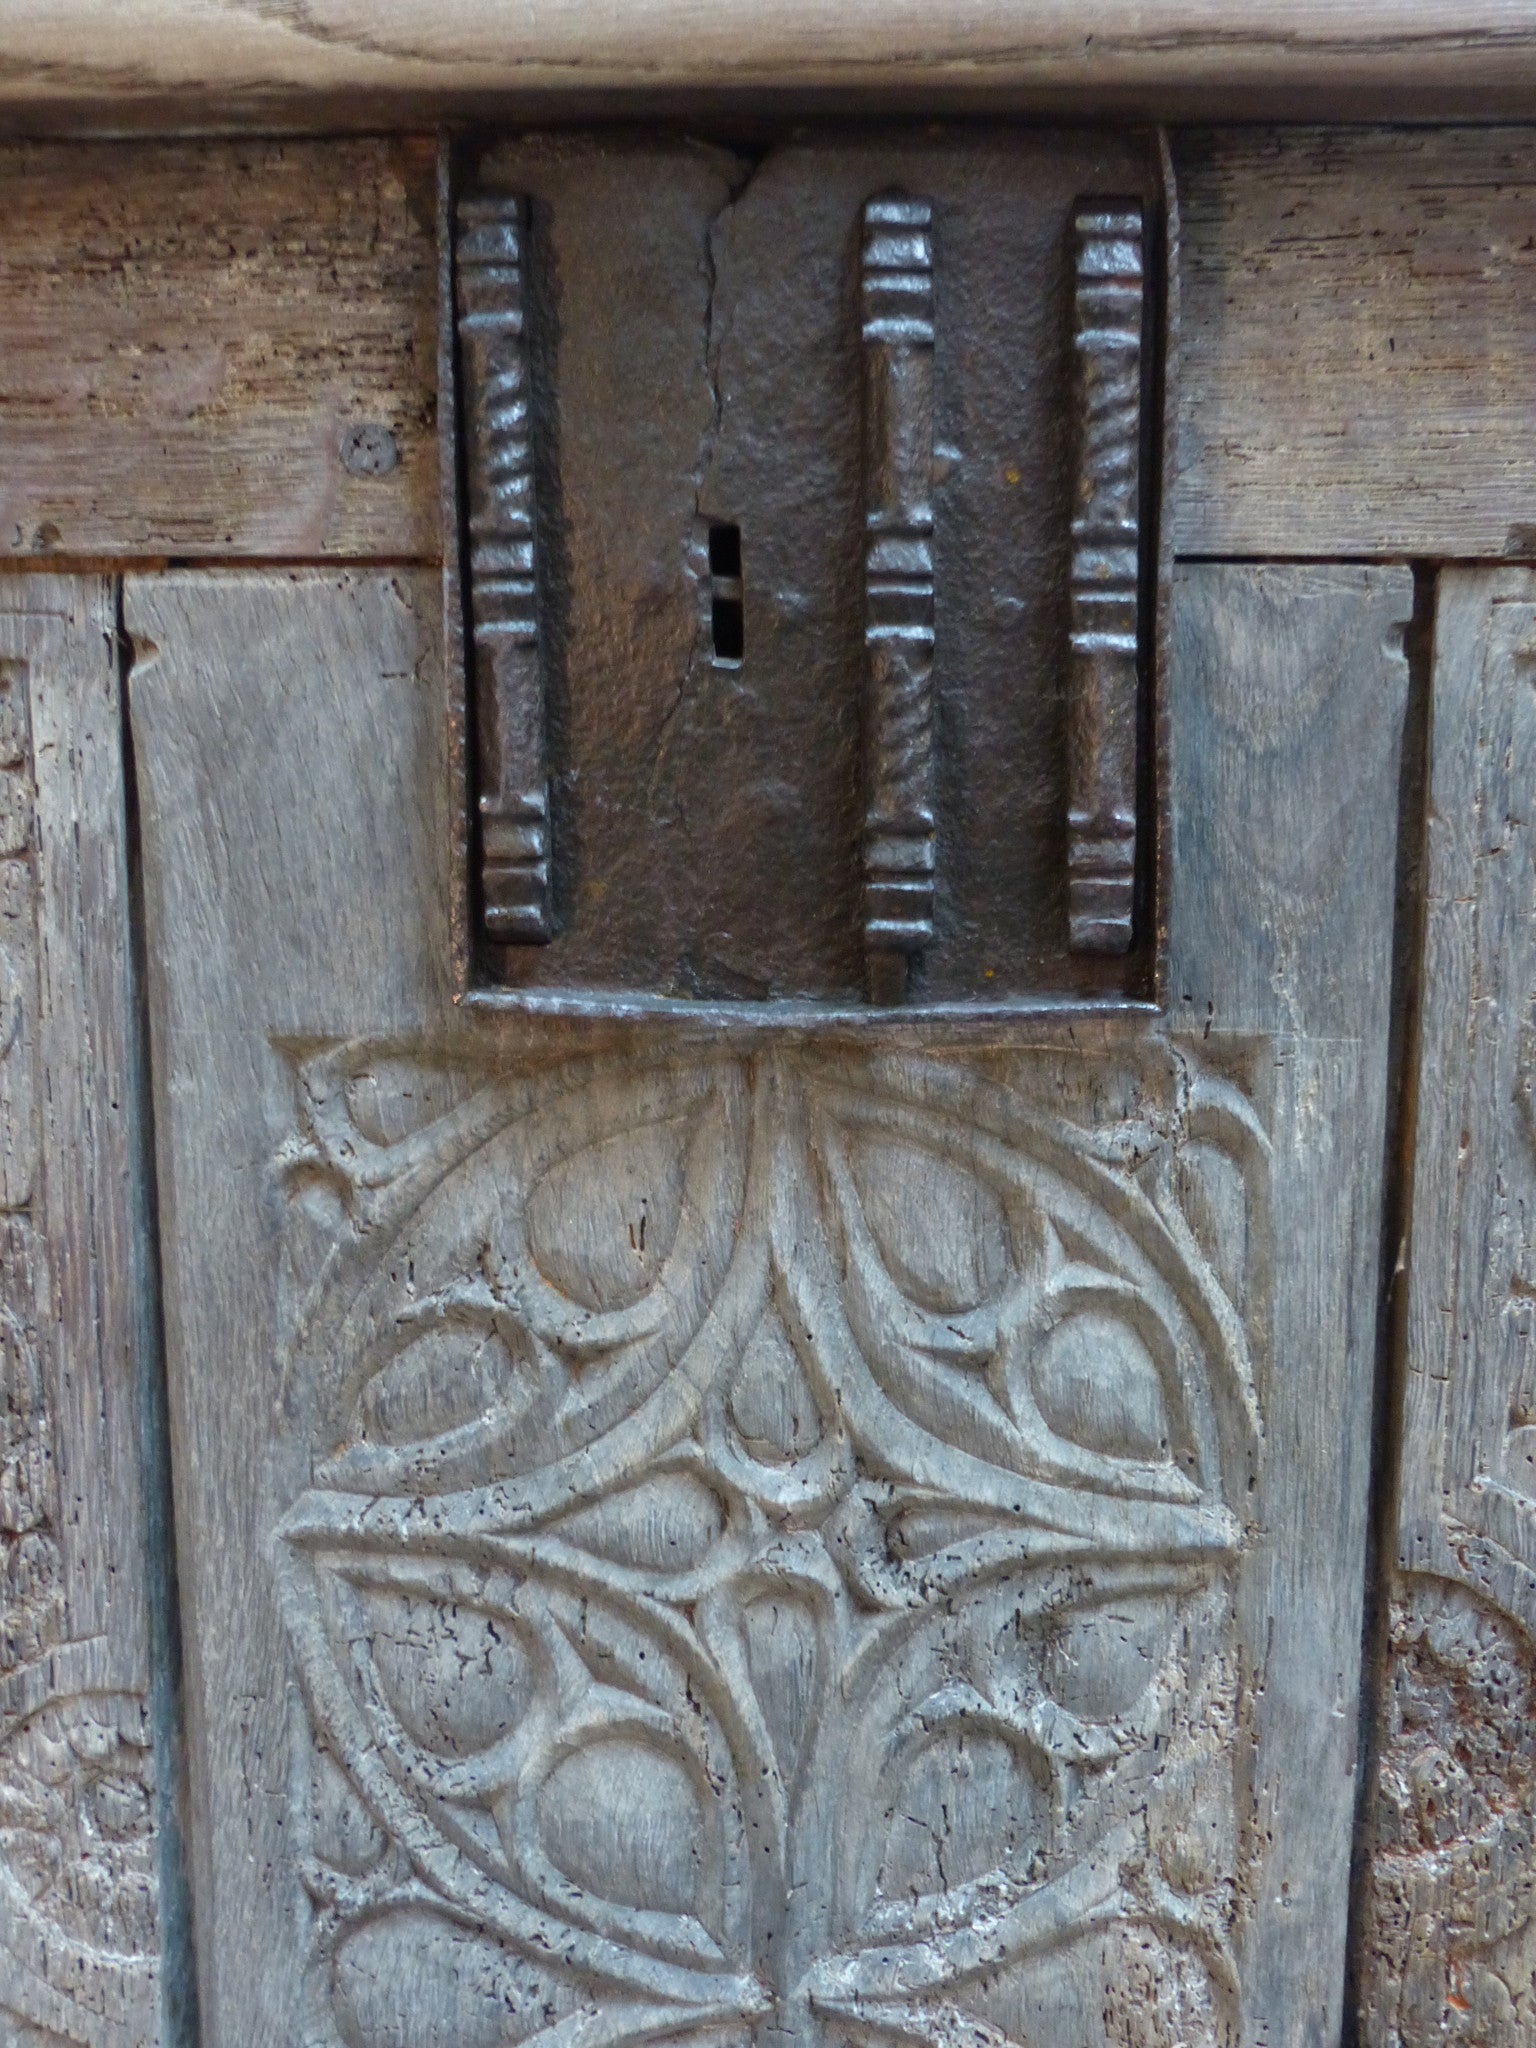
[
  {"left": 5, "top": 128, "right": 1536, "bottom": 564},
  {"left": 6, "top": 4, "right": 1536, "bottom": 121}
]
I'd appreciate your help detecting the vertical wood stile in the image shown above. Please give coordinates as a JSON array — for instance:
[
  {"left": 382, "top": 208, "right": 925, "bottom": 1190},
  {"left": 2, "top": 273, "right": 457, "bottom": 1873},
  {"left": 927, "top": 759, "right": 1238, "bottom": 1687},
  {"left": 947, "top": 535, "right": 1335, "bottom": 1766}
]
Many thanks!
[
  {"left": 454, "top": 190, "right": 552, "bottom": 944},
  {"left": 1356, "top": 568, "right": 1536, "bottom": 2044},
  {"left": 860, "top": 192, "right": 936, "bottom": 1006},
  {"left": 1068, "top": 203, "right": 1144, "bottom": 955},
  {"left": 0, "top": 578, "right": 163, "bottom": 2048}
]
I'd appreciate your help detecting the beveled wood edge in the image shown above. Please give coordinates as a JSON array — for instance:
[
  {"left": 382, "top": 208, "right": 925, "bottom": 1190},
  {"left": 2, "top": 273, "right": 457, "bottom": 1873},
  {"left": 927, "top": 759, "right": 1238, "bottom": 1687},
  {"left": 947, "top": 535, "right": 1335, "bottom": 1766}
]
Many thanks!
[{"left": 8, "top": 3, "right": 1536, "bottom": 126}]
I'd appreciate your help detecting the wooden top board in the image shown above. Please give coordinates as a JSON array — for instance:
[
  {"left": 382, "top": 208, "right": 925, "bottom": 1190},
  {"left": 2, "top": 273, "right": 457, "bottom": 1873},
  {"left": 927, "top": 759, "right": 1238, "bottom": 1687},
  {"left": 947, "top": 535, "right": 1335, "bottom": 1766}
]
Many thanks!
[{"left": 4, "top": 2, "right": 1536, "bottom": 117}]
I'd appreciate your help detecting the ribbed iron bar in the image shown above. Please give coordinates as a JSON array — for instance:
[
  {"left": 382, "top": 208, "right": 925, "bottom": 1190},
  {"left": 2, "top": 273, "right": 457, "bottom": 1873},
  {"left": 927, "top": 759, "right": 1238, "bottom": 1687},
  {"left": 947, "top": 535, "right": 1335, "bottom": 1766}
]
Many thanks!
[
  {"left": 1067, "top": 202, "right": 1145, "bottom": 956},
  {"left": 455, "top": 190, "right": 551, "bottom": 944},
  {"left": 860, "top": 191, "right": 936, "bottom": 1006}
]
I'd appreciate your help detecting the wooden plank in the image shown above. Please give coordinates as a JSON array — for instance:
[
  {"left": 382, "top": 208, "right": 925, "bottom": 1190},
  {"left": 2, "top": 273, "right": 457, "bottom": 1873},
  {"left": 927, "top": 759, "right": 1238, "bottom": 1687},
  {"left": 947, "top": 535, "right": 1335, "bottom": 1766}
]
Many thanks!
[
  {"left": 127, "top": 570, "right": 454, "bottom": 2048},
  {"left": 1173, "top": 127, "right": 1536, "bottom": 560},
  {"left": 134, "top": 561, "right": 1406, "bottom": 2048},
  {"left": 1166, "top": 563, "right": 1412, "bottom": 2043},
  {"left": 1357, "top": 567, "right": 1536, "bottom": 2045},
  {"left": 4, "top": 129, "right": 1536, "bottom": 564},
  {"left": 2, "top": 2, "right": 1536, "bottom": 113},
  {"left": 0, "top": 577, "right": 163, "bottom": 2047},
  {"left": 0, "top": 140, "right": 438, "bottom": 563}
]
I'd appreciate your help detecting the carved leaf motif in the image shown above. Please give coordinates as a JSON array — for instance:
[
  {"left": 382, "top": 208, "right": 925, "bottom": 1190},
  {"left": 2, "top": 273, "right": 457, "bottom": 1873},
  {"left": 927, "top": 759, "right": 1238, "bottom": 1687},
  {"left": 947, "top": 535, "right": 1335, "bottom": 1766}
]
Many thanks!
[
  {"left": 740, "top": 1590, "right": 823, "bottom": 1797},
  {"left": 538, "top": 1738, "right": 707, "bottom": 1919},
  {"left": 525, "top": 1116, "right": 692, "bottom": 1313},
  {"left": 275, "top": 1045, "right": 1264, "bottom": 2048},
  {"left": 1026, "top": 1296, "right": 1174, "bottom": 1464},
  {"left": 331, "top": 1908, "right": 578, "bottom": 2048},
  {"left": 358, "top": 1588, "right": 539, "bottom": 1761},
  {"left": 550, "top": 1472, "right": 730, "bottom": 1576},
  {"left": 355, "top": 1323, "right": 531, "bottom": 1449},
  {"left": 727, "top": 1306, "right": 826, "bottom": 1467},
  {"left": 846, "top": 1134, "right": 1023, "bottom": 1314},
  {"left": 0, "top": 1692, "right": 158, "bottom": 1962}
]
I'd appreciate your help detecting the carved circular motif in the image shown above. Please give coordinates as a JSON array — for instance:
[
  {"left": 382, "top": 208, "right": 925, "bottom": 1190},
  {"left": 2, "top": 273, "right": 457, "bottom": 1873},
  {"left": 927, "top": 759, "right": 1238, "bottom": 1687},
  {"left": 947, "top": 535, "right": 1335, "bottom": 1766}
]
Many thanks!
[{"left": 274, "top": 1045, "right": 1265, "bottom": 2048}]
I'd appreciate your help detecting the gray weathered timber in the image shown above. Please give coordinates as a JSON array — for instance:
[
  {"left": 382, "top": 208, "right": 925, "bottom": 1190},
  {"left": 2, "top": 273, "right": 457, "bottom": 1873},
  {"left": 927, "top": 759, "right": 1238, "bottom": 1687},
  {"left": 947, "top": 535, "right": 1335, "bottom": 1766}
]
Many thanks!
[
  {"left": 1173, "top": 128, "right": 1536, "bottom": 560},
  {"left": 132, "top": 562, "right": 1407, "bottom": 2048},
  {"left": 0, "top": 578, "right": 162, "bottom": 2047},
  {"left": 1167, "top": 563, "right": 1412, "bottom": 2044},
  {"left": 1358, "top": 568, "right": 1536, "bottom": 2047},
  {"left": 0, "top": 140, "right": 437, "bottom": 563},
  {"left": 127, "top": 572, "right": 455, "bottom": 2048}
]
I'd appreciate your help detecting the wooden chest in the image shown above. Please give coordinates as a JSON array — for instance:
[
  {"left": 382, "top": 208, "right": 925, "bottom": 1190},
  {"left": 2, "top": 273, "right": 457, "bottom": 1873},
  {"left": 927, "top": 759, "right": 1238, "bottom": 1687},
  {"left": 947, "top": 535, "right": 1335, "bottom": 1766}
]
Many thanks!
[{"left": 1, "top": 16, "right": 1534, "bottom": 2048}]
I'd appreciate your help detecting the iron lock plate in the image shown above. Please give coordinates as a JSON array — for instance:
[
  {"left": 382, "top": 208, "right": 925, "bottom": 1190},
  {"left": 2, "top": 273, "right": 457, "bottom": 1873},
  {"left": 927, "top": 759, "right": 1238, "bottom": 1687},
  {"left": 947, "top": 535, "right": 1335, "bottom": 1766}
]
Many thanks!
[{"left": 442, "top": 129, "right": 1172, "bottom": 1015}]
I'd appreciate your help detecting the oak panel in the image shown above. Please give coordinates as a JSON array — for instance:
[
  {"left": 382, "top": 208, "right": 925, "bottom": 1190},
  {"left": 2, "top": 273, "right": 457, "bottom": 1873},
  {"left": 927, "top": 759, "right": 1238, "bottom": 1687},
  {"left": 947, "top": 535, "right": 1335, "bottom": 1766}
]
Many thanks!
[
  {"left": 1174, "top": 127, "right": 1536, "bottom": 559},
  {"left": 1166, "top": 562, "right": 1412, "bottom": 2039},
  {"left": 0, "top": 140, "right": 438, "bottom": 563},
  {"left": 132, "top": 562, "right": 1406, "bottom": 2048}
]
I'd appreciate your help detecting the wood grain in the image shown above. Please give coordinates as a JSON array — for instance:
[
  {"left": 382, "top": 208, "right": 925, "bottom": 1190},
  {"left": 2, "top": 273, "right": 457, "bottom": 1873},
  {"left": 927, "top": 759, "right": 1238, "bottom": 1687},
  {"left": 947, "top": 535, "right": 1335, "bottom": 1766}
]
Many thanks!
[
  {"left": 2, "top": 2, "right": 1536, "bottom": 113},
  {"left": 127, "top": 569, "right": 454, "bottom": 2048},
  {"left": 1173, "top": 127, "right": 1536, "bottom": 560},
  {"left": 0, "top": 577, "right": 162, "bottom": 2048},
  {"left": 1357, "top": 568, "right": 1536, "bottom": 2045},
  {"left": 132, "top": 562, "right": 1407, "bottom": 2048},
  {"left": 0, "top": 140, "right": 438, "bottom": 563},
  {"left": 1167, "top": 562, "right": 1413, "bottom": 2044}
]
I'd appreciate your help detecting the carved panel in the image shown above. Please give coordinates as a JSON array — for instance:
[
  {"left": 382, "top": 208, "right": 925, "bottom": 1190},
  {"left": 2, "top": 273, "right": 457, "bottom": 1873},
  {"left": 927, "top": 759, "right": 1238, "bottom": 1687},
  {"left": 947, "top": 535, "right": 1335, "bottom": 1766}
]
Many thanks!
[
  {"left": 127, "top": 564, "right": 1410, "bottom": 2048},
  {"left": 268, "top": 1037, "right": 1265, "bottom": 2048},
  {"left": 1361, "top": 1577, "right": 1536, "bottom": 2048}
]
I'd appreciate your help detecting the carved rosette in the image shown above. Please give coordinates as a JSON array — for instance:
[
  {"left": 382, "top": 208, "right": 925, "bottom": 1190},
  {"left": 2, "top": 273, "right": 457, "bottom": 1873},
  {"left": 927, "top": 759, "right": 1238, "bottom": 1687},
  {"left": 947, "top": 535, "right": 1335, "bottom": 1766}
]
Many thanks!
[
  {"left": 1361, "top": 1578, "right": 1536, "bottom": 2048},
  {"left": 272, "top": 1044, "right": 1266, "bottom": 2048}
]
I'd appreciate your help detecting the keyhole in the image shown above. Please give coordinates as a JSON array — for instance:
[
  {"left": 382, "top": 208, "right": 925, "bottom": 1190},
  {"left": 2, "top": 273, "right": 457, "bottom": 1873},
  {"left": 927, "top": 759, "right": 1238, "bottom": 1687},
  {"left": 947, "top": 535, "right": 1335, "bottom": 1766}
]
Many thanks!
[{"left": 709, "top": 522, "right": 744, "bottom": 667}]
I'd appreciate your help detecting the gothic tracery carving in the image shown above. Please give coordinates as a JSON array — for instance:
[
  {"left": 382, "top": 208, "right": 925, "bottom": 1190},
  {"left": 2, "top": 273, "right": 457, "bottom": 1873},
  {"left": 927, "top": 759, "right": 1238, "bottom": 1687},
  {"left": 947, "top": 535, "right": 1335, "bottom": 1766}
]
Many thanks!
[{"left": 273, "top": 1044, "right": 1266, "bottom": 2048}]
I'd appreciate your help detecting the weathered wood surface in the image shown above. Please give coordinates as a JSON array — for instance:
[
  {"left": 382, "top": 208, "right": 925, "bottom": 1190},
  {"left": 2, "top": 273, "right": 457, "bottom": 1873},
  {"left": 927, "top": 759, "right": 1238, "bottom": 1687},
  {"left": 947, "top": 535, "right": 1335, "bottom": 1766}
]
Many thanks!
[
  {"left": 1166, "top": 563, "right": 1411, "bottom": 2042},
  {"left": 7, "top": 131, "right": 1536, "bottom": 562},
  {"left": 2, "top": 1, "right": 1536, "bottom": 113},
  {"left": 131, "top": 561, "right": 1405, "bottom": 2048},
  {"left": 0, "top": 578, "right": 163, "bottom": 2046},
  {"left": 0, "top": 140, "right": 438, "bottom": 564},
  {"left": 1358, "top": 567, "right": 1536, "bottom": 2047},
  {"left": 1173, "top": 128, "right": 1536, "bottom": 561},
  {"left": 127, "top": 571, "right": 454, "bottom": 2048}
]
